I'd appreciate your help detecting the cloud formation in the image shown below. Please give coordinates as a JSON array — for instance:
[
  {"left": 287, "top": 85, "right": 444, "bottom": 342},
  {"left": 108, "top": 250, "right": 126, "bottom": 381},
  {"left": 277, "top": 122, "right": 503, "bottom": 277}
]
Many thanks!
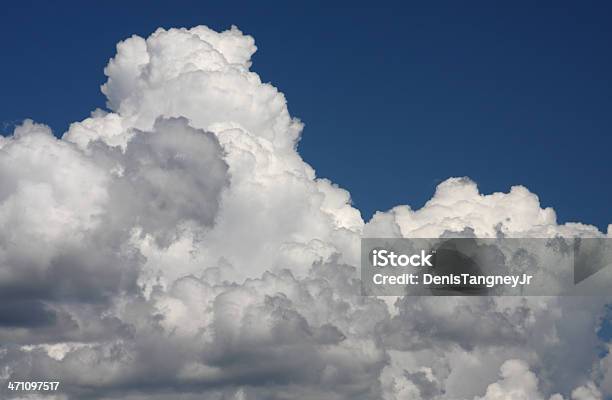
[{"left": 1, "top": 25, "right": 611, "bottom": 400}]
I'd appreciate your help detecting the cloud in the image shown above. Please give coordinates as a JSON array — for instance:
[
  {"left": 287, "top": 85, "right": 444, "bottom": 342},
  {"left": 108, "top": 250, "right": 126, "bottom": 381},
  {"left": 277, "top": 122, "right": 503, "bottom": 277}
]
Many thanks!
[
  {"left": 474, "top": 359, "right": 563, "bottom": 400},
  {"left": 571, "top": 382, "right": 603, "bottom": 400},
  {"left": 0, "top": 24, "right": 610, "bottom": 400},
  {"left": 96, "top": 25, "right": 301, "bottom": 149},
  {"left": 365, "top": 177, "right": 604, "bottom": 239}
]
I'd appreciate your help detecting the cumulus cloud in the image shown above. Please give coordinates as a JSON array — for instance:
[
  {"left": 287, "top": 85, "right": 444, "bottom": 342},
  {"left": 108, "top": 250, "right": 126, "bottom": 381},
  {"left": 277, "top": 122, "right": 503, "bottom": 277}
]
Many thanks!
[
  {"left": 0, "top": 24, "right": 611, "bottom": 400},
  {"left": 475, "top": 359, "right": 561, "bottom": 400}
]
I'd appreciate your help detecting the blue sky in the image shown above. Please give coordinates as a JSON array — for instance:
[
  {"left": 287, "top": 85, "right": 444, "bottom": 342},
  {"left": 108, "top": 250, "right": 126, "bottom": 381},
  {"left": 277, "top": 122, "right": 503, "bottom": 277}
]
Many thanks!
[{"left": 1, "top": 0, "right": 610, "bottom": 230}]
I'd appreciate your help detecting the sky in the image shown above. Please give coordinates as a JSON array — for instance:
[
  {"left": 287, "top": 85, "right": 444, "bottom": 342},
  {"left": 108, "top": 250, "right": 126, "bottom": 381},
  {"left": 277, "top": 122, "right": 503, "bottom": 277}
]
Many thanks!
[
  {"left": 1, "top": 3, "right": 612, "bottom": 400},
  {"left": 1, "top": 0, "right": 610, "bottom": 229}
]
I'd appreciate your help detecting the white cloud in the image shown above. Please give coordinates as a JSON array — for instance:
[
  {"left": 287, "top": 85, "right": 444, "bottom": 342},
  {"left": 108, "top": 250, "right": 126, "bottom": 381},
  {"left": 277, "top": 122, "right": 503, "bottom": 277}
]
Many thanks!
[
  {"left": 0, "top": 24, "right": 610, "bottom": 400},
  {"left": 96, "top": 25, "right": 301, "bottom": 149},
  {"left": 474, "top": 359, "right": 563, "bottom": 400},
  {"left": 365, "top": 177, "right": 602, "bottom": 239},
  {"left": 571, "top": 382, "right": 602, "bottom": 400}
]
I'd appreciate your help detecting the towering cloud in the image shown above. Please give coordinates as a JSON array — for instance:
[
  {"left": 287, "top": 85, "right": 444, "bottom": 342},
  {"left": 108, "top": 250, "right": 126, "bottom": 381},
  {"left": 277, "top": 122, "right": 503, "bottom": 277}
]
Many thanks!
[{"left": 0, "top": 25, "right": 610, "bottom": 400}]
